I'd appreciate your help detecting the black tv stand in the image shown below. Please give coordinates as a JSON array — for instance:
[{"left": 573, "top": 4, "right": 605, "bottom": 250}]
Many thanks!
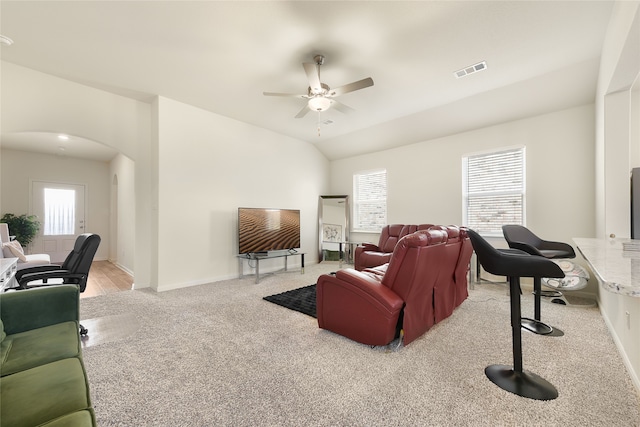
[{"left": 238, "top": 251, "right": 305, "bottom": 284}]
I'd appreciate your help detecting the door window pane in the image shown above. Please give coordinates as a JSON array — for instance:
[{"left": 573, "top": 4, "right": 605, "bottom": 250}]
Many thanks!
[{"left": 44, "top": 188, "right": 75, "bottom": 235}]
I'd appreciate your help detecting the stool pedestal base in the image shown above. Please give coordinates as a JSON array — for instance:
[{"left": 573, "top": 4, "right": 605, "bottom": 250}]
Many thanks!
[{"left": 485, "top": 364, "right": 558, "bottom": 401}]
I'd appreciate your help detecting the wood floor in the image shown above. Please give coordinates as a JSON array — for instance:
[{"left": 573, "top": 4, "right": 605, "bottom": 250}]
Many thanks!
[{"left": 81, "top": 261, "right": 133, "bottom": 299}]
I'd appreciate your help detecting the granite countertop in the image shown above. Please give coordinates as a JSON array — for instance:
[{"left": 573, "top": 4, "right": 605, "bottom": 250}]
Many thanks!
[{"left": 573, "top": 238, "right": 640, "bottom": 298}]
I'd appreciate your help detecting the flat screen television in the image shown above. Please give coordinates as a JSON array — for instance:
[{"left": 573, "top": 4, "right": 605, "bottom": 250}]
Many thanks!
[{"left": 238, "top": 207, "right": 301, "bottom": 254}]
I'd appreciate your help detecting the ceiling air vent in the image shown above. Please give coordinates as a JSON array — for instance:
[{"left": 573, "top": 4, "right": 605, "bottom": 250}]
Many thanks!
[{"left": 454, "top": 61, "right": 487, "bottom": 79}]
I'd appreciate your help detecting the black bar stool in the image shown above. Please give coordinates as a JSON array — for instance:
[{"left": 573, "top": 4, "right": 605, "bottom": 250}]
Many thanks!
[
  {"left": 468, "top": 229, "right": 565, "bottom": 401},
  {"left": 502, "top": 225, "right": 575, "bottom": 336}
]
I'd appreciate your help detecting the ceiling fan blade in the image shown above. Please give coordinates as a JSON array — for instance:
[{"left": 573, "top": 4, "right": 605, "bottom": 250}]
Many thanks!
[
  {"left": 328, "top": 77, "right": 374, "bottom": 97},
  {"left": 303, "top": 62, "right": 322, "bottom": 92},
  {"left": 294, "top": 104, "right": 310, "bottom": 118},
  {"left": 331, "top": 100, "right": 355, "bottom": 114},
  {"left": 263, "top": 91, "right": 307, "bottom": 98}
]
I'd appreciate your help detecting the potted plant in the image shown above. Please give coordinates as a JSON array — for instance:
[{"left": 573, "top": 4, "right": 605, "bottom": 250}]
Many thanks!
[{"left": 1, "top": 213, "right": 41, "bottom": 248}]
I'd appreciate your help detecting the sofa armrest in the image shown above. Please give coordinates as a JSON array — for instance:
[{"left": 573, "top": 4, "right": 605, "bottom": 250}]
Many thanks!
[
  {"left": 359, "top": 243, "right": 380, "bottom": 251},
  {"left": 0, "top": 285, "right": 79, "bottom": 335},
  {"left": 16, "top": 254, "right": 52, "bottom": 271},
  {"left": 354, "top": 243, "right": 392, "bottom": 271},
  {"left": 363, "top": 263, "right": 388, "bottom": 277},
  {"left": 317, "top": 269, "right": 404, "bottom": 346},
  {"left": 332, "top": 269, "right": 403, "bottom": 311}
]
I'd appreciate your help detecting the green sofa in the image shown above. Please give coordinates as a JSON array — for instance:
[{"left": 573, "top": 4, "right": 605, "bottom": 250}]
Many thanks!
[{"left": 0, "top": 285, "right": 96, "bottom": 427}]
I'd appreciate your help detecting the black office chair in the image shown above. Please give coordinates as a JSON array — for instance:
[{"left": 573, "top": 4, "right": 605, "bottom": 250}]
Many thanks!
[
  {"left": 14, "top": 233, "right": 101, "bottom": 335},
  {"left": 468, "top": 229, "right": 564, "bottom": 400},
  {"left": 502, "top": 225, "right": 575, "bottom": 334}
]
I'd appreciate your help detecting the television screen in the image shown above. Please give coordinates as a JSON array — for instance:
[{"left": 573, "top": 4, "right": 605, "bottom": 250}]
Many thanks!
[{"left": 238, "top": 208, "right": 301, "bottom": 254}]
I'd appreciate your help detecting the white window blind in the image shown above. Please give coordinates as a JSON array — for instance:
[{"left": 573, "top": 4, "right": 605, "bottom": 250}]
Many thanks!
[
  {"left": 463, "top": 148, "right": 525, "bottom": 235},
  {"left": 353, "top": 169, "right": 387, "bottom": 232}
]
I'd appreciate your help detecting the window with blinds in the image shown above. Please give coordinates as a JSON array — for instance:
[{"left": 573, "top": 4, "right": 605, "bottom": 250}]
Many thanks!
[
  {"left": 353, "top": 169, "right": 387, "bottom": 232},
  {"left": 463, "top": 147, "right": 525, "bottom": 235}
]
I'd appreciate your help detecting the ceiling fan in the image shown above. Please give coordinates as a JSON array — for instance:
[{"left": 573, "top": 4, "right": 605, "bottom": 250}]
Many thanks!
[{"left": 263, "top": 55, "right": 374, "bottom": 118}]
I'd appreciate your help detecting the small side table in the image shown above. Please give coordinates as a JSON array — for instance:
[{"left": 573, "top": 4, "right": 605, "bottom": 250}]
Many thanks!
[{"left": 323, "top": 241, "right": 349, "bottom": 267}]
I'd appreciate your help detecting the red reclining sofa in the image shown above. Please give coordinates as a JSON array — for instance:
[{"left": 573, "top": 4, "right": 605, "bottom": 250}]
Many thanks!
[{"left": 317, "top": 226, "right": 472, "bottom": 346}]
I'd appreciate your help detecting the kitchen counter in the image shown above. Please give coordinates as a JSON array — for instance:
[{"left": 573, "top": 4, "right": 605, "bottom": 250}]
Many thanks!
[{"left": 573, "top": 238, "right": 640, "bottom": 298}]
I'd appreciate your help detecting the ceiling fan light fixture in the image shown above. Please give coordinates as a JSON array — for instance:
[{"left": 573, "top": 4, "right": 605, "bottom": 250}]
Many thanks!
[
  {"left": 264, "top": 55, "right": 373, "bottom": 120},
  {"left": 308, "top": 96, "right": 331, "bottom": 112}
]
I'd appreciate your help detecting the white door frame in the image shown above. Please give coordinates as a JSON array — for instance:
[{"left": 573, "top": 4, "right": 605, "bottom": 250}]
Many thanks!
[{"left": 30, "top": 180, "right": 88, "bottom": 263}]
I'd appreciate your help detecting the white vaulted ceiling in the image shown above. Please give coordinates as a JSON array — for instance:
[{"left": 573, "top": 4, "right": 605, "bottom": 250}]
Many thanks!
[{"left": 0, "top": 1, "right": 614, "bottom": 161}]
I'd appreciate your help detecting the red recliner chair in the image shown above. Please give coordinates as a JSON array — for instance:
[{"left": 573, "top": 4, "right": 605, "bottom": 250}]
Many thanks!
[
  {"left": 317, "top": 229, "right": 448, "bottom": 346},
  {"left": 353, "top": 224, "right": 433, "bottom": 271}
]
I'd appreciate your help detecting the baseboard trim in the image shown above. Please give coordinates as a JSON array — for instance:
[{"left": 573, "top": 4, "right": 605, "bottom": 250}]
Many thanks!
[
  {"left": 155, "top": 273, "right": 239, "bottom": 292},
  {"left": 153, "top": 261, "right": 317, "bottom": 293},
  {"left": 113, "top": 262, "right": 133, "bottom": 277}
]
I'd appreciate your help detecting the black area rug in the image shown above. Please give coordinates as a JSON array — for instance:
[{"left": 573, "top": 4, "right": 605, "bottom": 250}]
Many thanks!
[{"left": 263, "top": 284, "right": 316, "bottom": 318}]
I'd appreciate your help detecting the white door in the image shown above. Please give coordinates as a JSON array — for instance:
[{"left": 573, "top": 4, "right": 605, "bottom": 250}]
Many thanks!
[{"left": 31, "top": 181, "right": 86, "bottom": 263}]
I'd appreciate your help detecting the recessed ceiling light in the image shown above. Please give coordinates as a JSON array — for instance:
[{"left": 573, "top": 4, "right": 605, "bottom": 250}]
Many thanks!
[
  {"left": 58, "top": 134, "right": 70, "bottom": 141},
  {"left": 0, "top": 35, "right": 13, "bottom": 46},
  {"left": 454, "top": 61, "right": 487, "bottom": 79}
]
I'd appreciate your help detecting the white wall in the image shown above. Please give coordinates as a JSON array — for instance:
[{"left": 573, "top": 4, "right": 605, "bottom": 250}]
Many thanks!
[
  {"left": 631, "top": 85, "right": 640, "bottom": 169},
  {"left": 596, "top": 3, "right": 640, "bottom": 238},
  {"left": 109, "top": 154, "right": 136, "bottom": 275},
  {"left": 1, "top": 60, "right": 152, "bottom": 285},
  {"left": 594, "top": 0, "right": 640, "bottom": 392},
  {"left": 330, "top": 104, "right": 596, "bottom": 249},
  {"left": 0, "top": 62, "right": 330, "bottom": 291},
  {"left": 153, "top": 97, "right": 329, "bottom": 291},
  {"left": 1, "top": 62, "right": 144, "bottom": 160},
  {"left": 0, "top": 148, "right": 110, "bottom": 261},
  {"left": 132, "top": 99, "right": 156, "bottom": 289}
]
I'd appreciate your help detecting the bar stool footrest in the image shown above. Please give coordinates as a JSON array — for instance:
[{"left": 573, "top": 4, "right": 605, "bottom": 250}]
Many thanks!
[{"left": 521, "top": 317, "right": 553, "bottom": 335}]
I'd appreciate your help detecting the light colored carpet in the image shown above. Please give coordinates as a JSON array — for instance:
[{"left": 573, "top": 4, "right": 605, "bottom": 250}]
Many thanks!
[{"left": 80, "top": 262, "right": 640, "bottom": 426}]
